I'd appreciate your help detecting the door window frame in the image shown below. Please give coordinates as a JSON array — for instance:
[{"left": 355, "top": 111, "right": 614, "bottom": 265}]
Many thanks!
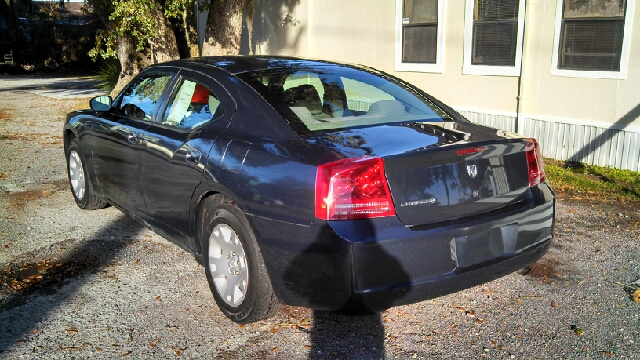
[
  {"left": 149, "top": 69, "right": 236, "bottom": 133},
  {"left": 113, "top": 69, "right": 177, "bottom": 123}
]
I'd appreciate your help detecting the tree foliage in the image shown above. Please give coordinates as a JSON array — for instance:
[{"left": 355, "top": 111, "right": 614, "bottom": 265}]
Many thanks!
[{"left": 88, "top": 0, "right": 191, "bottom": 60}]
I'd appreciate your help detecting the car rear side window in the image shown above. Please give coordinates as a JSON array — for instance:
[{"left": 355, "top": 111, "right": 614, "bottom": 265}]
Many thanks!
[
  {"left": 238, "top": 65, "right": 450, "bottom": 134},
  {"left": 116, "top": 73, "right": 172, "bottom": 121},
  {"left": 162, "top": 79, "right": 223, "bottom": 129}
]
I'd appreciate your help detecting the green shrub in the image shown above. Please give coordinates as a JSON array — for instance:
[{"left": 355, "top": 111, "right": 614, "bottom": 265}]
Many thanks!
[{"left": 95, "top": 58, "right": 121, "bottom": 92}]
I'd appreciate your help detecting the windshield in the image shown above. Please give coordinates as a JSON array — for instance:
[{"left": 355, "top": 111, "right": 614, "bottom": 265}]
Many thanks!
[{"left": 237, "top": 65, "right": 451, "bottom": 134}]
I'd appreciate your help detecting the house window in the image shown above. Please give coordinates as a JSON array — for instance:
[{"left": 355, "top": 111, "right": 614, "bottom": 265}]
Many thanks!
[
  {"left": 402, "top": 0, "right": 438, "bottom": 63},
  {"left": 552, "top": 0, "right": 634, "bottom": 79},
  {"left": 463, "top": 0, "right": 525, "bottom": 76},
  {"left": 472, "top": 0, "right": 520, "bottom": 66},
  {"left": 559, "top": 0, "right": 626, "bottom": 71},
  {"left": 395, "top": 0, "right": 445, "bottom": 73}
]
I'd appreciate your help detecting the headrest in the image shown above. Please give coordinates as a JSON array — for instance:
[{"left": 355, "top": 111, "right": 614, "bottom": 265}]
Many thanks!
[
  {"left": 191, "top": 84, "right": 210, "bottom": 104},
  {"left": 284, "top": 85, "right": 322, "bottom": 115},
  {"left": 367, "top": 100, "right": 407, "bottom": 116}
]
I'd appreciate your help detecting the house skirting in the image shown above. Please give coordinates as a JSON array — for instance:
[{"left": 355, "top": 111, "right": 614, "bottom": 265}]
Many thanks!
[{"left": 456, "top": 108, "right": 640, "bottom": 172}]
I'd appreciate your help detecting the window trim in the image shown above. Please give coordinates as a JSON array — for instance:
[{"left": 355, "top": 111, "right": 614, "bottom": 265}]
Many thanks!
[
  {"left": 395, "top": 0, "right": 446, "bottom": 73},
  {"left": 462, "top": 0, "right": 526, "bottom": 77},
  {"left": 114, "top": 71, "right": 176, "bottom": 122},
  {"left": 159, "top": 76, "right": 225, "bottom": 131},
  {"left": 551, "top": 0, "right": 635, "bottom": 79}
]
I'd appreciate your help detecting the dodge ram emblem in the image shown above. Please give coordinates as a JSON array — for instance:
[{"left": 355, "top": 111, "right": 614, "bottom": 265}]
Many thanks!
[{"left": 467, "top": 164, "right": 478, "bottom": 178}]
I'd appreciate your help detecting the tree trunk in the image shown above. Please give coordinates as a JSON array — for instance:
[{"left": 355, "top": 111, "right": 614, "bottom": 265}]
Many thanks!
[
  {"left": 148, "top": 4, "right": 180, "bottom": 64},
  {"left": 202, "top": 0, "right": 245, "bottom": 56},
  {"left": 111, "top": 33, "right": 139, "bottom": 97},
  {"left": 8, "top": 0, "right": 20, "bottom": 63},
  {"left": 111, "top": 1, "right": 180, "bottom": 96}
]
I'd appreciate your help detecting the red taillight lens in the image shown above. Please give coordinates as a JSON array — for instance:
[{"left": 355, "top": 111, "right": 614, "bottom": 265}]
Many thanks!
[
  {"left": 525, "top": 138, "right": 545, "bottom": 187},
  {"left": 315, "top": 157, "right": 396, "bottom": 220}
]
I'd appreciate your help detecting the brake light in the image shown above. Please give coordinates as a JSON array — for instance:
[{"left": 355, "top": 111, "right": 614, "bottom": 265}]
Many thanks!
[
  {"left": 525, "top": 138, "right": 545, "bottom": 187},
  {"left": 315, "top": 157, "right": 396, "bottom": 220},
  {"left": 457, "top": 146, "right": 485, "bottom": 155}
]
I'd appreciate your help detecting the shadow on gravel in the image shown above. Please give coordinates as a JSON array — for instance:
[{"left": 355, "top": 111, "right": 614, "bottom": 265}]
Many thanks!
[
  {"left": 309, "top": 311, "right": 385, "bottom": 359},
  {"left": 282, "top": 219, "right": 409, "bottom": 359},
  {"left": 0, "top": 214, "right": 144, "bottom": 353}
]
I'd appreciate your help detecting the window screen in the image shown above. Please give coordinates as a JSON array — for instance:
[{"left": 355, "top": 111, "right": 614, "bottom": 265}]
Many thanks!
[
  {"left": 402, "top": 0, "right": 438, "bottom": 63},
  {"left": 558, "top": 0, "right": 626, "bottom": 71},
  {"left": 471, "top": 0, "right": 520, "bottom": 66}
]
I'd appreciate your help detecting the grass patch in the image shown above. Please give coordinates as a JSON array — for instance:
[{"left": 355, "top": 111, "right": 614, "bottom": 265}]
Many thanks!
[{"left": 544, "top": 158, "right": 640, "bottom": 203}]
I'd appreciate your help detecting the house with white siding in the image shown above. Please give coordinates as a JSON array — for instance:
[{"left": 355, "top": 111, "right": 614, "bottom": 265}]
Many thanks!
[{"left": 240, "top": 0, "right": 640, "bottom": 171}]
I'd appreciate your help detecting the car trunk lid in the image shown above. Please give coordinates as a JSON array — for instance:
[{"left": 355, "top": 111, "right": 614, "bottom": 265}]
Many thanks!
[{"left": 382, "top": 122, "right": 531, "bottom": 226}]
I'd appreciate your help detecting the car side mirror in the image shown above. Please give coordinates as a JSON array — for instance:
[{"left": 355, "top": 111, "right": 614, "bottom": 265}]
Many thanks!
[{"left": 90, "top": 96, "right": 113, "bottom": 112}]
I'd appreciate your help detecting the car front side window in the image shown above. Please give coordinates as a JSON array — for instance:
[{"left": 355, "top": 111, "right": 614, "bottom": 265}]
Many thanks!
[
  {"left": 162, "top": 79, "right": 222, "bottom": 129},
  {"left": 116, "top": 73, "right": 172, "bottom": 121}
]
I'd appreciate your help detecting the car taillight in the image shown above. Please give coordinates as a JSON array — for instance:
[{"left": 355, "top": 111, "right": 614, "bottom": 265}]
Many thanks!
[
  {"left": 315, "top": 157, "right": 396, "bottom": 220},
  {"left": 526, "top": 138, "right": 545, "bottom": 187}
]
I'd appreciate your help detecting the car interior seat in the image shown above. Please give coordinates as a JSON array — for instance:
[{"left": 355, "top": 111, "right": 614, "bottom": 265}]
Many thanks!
[{"left": 284, "top": 85, "right": 325, "bottom": 118}]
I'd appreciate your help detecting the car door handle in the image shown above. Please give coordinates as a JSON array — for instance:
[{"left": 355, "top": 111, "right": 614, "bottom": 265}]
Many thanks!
[
  {"left": 127, "top": 132, "right": 138, "bottom": 144},
  {"left": 186, "top": 149, "right": 201, "bottom": 163}
]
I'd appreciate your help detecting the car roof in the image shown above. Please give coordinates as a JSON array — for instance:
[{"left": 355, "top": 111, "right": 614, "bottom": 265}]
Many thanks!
[{"left": 162, "top": 56, "right": 350, "bottom": 75}]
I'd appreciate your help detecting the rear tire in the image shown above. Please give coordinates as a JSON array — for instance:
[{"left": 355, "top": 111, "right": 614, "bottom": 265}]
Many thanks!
[
  {"left": 66, "top": 139, "right": 107, "bottom": 210},
  {"left": 201, "top": 194, "right": 281, "bottom": 323}
]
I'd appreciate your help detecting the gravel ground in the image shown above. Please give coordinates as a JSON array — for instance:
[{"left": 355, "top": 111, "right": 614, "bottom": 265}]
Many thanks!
[{"left": 1, "top": 74, "right": 639, "bottom": 359}]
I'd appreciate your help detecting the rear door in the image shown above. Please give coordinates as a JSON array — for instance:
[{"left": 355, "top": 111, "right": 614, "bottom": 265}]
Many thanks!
[
  {"left": 91, "top": 71, "right": 175, "bottom": 212},
  {"left": 139, "top": 69, "right": 237, "bottom": 244}
]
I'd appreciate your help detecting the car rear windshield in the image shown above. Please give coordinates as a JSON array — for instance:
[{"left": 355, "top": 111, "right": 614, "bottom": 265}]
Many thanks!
[{"left": 237, "top": 65, "right": 451, "bottom": 134}]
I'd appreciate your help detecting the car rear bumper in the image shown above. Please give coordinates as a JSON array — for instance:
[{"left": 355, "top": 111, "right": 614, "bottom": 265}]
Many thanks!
[
  {"left": 250, "top": 183, "right": 555, "bottom": 311},
  {"left": 357, "top": 235, "right": 552, "bottom": 311}
]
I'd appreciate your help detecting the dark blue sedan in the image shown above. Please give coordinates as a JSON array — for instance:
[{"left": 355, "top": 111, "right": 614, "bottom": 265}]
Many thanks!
[{"left": 64, "top": 57, "right": 554, "bottom": 323}]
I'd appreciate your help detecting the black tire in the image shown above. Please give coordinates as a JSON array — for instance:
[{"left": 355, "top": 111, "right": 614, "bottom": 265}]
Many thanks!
[
  {"left": 66, "top": 139, "right": 108, "bottom": 210},
  {"left": 201, "top": 194, "right": 281, "bottom": 323}
]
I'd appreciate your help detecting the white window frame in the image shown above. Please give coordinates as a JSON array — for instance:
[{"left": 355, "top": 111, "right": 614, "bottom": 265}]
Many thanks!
[
  {"left": 395, "top": 0, "right": 446, "bottom": 73},
  {"left": 462, "top": 0, "right": 526, "bottom": 77},
  {"left": 551, "top": 0, "right": 635, "bottom": 80}
]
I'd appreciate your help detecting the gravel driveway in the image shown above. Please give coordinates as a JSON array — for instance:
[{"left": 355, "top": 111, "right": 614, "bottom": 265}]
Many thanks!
[{"left": 1, "top": 74, "right": 638, "bottom": 359}]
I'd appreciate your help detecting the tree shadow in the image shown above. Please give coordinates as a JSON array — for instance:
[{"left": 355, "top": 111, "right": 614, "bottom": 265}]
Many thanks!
[
  {"left": 245, "top": 0, "right": 304, "bottom": 55},
  {"left": 283, "top": 218, "right": 410, "bottom": 359},
  {"left": 564, "top": 103, "right": 640, "bottom": 165},
  {"left": 0, "top": 214, "right": 144, "bottom": 352}
]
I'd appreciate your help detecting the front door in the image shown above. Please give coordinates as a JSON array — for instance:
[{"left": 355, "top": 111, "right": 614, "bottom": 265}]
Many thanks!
[{"left": 92, "top": 72, "right": 174, "bottom": 212}]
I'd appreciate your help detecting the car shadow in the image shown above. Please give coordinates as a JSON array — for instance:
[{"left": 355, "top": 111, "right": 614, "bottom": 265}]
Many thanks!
[
  {"left": 283, "top": 218, "right": 410, "bottom": 359},
  {"left": 0, "top": 214, "right": 144, "bottom": 352}
]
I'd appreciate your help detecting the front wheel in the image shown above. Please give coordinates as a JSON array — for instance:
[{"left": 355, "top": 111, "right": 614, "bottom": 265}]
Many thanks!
[
  {"left": 201, "top": 195, "right": 281, "bottom": 323},
  {"left": 66, "top": 139, "right": 107, "bottom": 210}
]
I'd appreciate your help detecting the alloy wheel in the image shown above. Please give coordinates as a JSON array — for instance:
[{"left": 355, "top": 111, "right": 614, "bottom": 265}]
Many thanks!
[
  {"left": 68, "top": 150, "right": 85, "bottom": 200},
  {"left": 208, "top": 224, "right": 249, "bottom": 306}
]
